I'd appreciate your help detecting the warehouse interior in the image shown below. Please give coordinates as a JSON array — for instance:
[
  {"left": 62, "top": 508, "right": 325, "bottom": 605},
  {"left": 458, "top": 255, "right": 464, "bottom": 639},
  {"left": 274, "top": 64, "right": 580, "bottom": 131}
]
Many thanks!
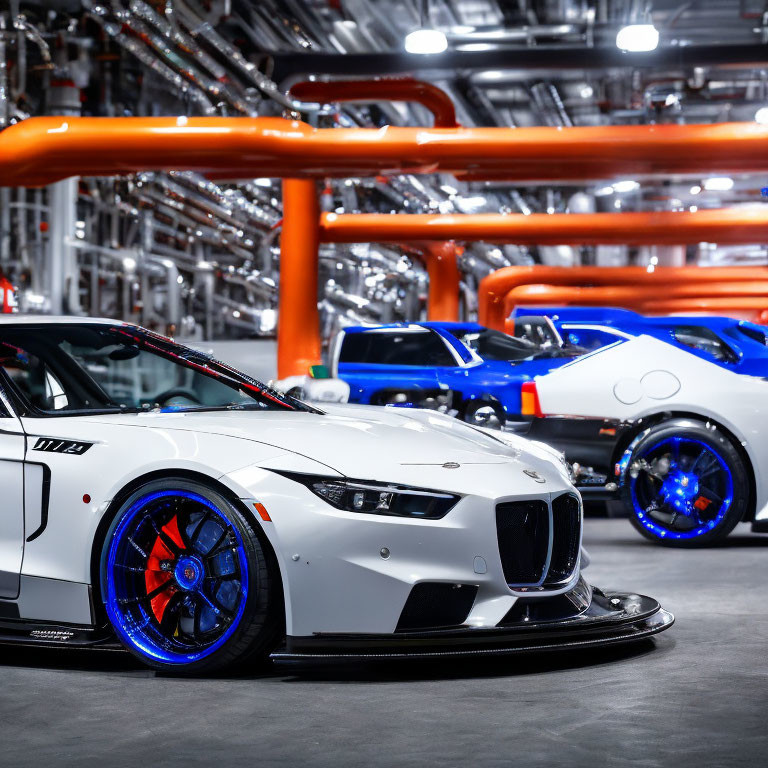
[{"left": 2, "top": 1, "right": 768, "bottom": 767}]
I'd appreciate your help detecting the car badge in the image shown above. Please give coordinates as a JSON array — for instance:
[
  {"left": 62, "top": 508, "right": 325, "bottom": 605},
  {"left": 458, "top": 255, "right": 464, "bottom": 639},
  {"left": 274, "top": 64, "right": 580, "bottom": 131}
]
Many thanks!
[
  {"left": 442, "top": 462, "right": 461, "bottom": 469},
  {"left": 523, "top": 469, "right": 546, "bottom": 483}
]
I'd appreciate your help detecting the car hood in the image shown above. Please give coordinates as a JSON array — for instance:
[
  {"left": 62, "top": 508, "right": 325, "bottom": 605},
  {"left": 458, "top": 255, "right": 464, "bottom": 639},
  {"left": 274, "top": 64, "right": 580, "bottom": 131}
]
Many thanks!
[{"left": 80, "top": 404, "right": 569, "bottom": 492}]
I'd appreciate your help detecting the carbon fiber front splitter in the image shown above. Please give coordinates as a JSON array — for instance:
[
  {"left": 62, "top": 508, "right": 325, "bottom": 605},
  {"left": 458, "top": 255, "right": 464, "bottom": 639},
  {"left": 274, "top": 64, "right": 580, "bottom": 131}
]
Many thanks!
[{"left": 273, "top": 590, "right": 674, "bottom": 661}]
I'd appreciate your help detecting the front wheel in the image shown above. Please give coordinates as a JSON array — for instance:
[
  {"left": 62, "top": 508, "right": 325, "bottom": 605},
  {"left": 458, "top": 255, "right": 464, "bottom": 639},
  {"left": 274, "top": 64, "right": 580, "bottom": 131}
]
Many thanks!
[
  {"left": 101, "top": 478, "right": 282, "bottom": 674},
  {"left": 620, "top": 419, "right": 748, "bottom": 546},
  {"left": 462, "top": 399, "right": 506, "bottom": 430}
]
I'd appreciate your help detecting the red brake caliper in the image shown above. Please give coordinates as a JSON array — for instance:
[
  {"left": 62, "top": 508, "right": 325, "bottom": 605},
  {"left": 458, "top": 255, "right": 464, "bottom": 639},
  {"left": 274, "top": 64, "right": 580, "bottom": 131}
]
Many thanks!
[{"left": 144, "top": 515, "right": 186, "bottom": 622}]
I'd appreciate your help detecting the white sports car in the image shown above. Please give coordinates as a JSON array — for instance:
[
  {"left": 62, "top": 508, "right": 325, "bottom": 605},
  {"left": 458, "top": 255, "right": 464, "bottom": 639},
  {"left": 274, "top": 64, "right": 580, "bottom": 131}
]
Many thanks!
[
  {"left": 525, "top": 331, "right": 768, "bottom": 546},
  {"left": 0, "top": 317, "right": 672, "bottom": 673}
]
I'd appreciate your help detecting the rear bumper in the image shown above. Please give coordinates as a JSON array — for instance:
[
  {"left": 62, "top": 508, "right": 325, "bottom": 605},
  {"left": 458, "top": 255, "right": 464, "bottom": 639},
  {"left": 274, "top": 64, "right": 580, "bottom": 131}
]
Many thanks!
[{"left": 273, "top": 588, "right": 674, "bottom": 661}]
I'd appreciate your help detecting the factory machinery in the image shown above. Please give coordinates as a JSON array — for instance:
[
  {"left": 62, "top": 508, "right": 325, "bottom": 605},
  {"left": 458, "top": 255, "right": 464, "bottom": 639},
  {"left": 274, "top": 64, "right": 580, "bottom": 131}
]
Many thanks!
[{"left": 2, "top": 1, "right": 768, "bottom": 356}]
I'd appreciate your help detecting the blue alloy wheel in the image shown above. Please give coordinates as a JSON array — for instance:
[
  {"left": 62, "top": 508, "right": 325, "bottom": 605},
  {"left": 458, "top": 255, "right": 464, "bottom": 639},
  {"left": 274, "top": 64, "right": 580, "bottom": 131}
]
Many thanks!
[
  {"left": 622, "top": 420, "right": 748, "bottom": 546},
  {"left": 102, "top": 479, "right": 280, "bottom": 673}
]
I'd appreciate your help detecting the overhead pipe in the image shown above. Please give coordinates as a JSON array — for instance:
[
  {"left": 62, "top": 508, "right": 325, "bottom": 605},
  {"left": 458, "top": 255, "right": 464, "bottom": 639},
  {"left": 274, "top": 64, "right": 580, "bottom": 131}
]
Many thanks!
[
  {"left": 289, "top": 79, "right": 460, "bottom": 128},
  {"left": 9, "top": 116, "right": 768, "bottom": 187},
  {"left": 502, "top": 282, "right": 768, "bottom": 333},
  {"left": 318, "top": 209, "right": 768, "bottom": 246},
  {"left": 479, "top": 266, "right": 768, "bottom": 330}
]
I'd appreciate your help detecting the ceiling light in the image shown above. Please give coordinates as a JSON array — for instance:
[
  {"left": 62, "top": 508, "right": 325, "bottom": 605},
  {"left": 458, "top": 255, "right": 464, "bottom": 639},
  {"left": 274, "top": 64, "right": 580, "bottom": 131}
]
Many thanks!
[
  {"left": 690, "top": 185, "right": 701, "bottom": 195},
  {"left": 703, "top": 177, "right": 734, "bottom": 192},
  {"left": 612, "top": 180, "right": 639, "bottom": 193},
  {"left": 457, "top": 43, "right": 493, "bottom": 52},
  {"left": 580, "top": 85, "right": 594, "bottom": 99},
  {"left": 755, "top": 107, "right": 768, "bottom": 124},
  {"left": 404, "top": 28, "right": 448, "bottom": 54},
  {"left": 616, "top": 24, "right": 659, "bottom": 52}
]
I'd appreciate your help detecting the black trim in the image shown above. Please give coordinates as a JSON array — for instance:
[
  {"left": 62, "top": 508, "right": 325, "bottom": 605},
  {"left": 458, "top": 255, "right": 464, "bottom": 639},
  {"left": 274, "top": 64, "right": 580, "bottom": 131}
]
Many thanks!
[
  {"left": 277, "top": 590, "right": 673, "bottom": 659},
  {"left": 0, "top": 615, "right": 119, "bottom": 649},
  {"left": 0, "top": 601, "right": 20, "bottom": 619},
  {"left": 521, "top": 417, "right": 632, "bottom": 478},
  {"left": 26, "top": 463, "right": 51, "bottom": 543},
  {"left": 396, "top": 583, "right": 478, "bottom": 632}
]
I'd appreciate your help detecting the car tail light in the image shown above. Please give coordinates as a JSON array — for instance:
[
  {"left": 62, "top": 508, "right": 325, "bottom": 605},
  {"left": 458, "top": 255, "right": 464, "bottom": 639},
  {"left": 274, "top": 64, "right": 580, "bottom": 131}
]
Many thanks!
[{"left": 520, "top": 381, "right": 543, "bottom": 417}]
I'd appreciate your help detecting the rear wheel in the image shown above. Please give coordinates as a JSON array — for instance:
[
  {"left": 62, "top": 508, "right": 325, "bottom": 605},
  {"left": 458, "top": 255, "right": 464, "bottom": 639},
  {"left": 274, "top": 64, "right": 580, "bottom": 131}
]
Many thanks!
[
  {"left": 621, "top": 419, "right": 748, "bottom": 546},
  {"left": 101, "top": 478, "right": 282, "bottom": 674}
]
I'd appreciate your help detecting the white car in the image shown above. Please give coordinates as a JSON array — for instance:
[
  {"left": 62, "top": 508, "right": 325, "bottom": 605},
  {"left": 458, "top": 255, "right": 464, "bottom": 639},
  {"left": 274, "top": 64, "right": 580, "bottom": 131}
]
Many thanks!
[
  {"left": 524, "top": 332, "right": 768, "bottom": 546},
  {"left": 0, "top": 317, "right": 672, "bottom": 673}
]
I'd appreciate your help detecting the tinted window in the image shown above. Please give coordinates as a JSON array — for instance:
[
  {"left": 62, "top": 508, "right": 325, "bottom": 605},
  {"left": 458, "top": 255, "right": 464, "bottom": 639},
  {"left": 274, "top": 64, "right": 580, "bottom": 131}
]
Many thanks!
[
  {"left": 449, "top": 328, "right": 537, "bottom": 362},
  {"left": 340, "top": 330, "right": 456, "bottom": 366},
  {"left": 673, "top": 326, "right": 737, "bottom": 363}
]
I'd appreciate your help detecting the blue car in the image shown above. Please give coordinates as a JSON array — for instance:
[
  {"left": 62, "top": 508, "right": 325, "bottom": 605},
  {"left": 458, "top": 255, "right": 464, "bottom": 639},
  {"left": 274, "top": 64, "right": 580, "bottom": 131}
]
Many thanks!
[
  {"left": 510, "top": 306, "right": 768, "bottom": 374},
  {"left": 331, "top": 320, "right": 582, "bottom": 428}
]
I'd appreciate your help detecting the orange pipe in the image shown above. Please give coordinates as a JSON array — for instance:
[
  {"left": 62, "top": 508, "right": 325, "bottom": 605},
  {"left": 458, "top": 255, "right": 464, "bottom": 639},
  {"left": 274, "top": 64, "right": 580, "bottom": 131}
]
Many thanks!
[
  {"left": 480, "top": 266, "right": 768, "bottom": 330},
  {"left": 503, "top": 283, "right": 768, "bottom": 332},
  {"left": 289, "top": 78, "right": 460, "bottom": 128},
  {"left": 419, "top": 242, "right": 461, "bottom": 321},
  {"left": 503, "top": 281, "right": 768, "bottom": 319},
  {"left": 319, "top": 209, "right": 768, "bottom": 246},
  {"left": 278, "top": 178, "right": 322, "bottom": 378},
  {"left": 6, "top": 117, "right": 768, "bottom": 187}
]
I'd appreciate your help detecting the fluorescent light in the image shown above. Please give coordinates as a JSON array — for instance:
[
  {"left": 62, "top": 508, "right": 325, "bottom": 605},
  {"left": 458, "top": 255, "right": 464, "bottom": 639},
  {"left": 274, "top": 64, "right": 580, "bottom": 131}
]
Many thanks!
[
  {"left": 616, "top": 24, "right": 659, "bottom": 52},
  {"left": 612, "top": 180, "right": 639, "bottom": 193},
  {"left": 703, "top": 176, "right": 734, "bottom": 192},
  {"left": 404, "top": 28, "right": 448, "bottom": 54},
  {"left": 457, "top": 43, "right": 493, "bottom": 52},
  {"left": 756, "top": 107, "right": 768, "bottom": 124}
]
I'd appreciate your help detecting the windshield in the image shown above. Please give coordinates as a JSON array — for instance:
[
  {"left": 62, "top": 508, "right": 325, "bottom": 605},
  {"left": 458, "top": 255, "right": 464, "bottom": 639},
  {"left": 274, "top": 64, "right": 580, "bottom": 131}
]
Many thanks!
[{"left": 0, "top": 324, "right": 310, "bottom": 417}]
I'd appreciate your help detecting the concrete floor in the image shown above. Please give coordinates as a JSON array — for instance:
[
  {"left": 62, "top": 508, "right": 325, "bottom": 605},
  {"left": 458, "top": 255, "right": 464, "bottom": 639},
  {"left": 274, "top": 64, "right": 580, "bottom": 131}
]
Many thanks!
[{"left": 1, "top": 519, "right": 767, "bottom": 768}]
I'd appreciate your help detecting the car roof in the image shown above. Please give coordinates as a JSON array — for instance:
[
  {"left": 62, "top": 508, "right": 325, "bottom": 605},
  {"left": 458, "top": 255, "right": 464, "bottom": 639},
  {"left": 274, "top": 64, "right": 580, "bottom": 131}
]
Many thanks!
[
  {"left": 0, "top": 315, "right": 126, "bottom": 326},
  {"left": 511, "top": 306, "right": 740, "bottom": 329},
  {"left": 342, "top": 321, "right": 486, "bottom": 334}
]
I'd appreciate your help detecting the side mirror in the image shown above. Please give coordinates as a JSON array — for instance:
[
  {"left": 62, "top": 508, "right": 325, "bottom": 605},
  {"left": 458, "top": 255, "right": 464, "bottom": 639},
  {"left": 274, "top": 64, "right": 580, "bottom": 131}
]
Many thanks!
[{"left": 309, "top": 364, "right": 331, "bottom": 379}]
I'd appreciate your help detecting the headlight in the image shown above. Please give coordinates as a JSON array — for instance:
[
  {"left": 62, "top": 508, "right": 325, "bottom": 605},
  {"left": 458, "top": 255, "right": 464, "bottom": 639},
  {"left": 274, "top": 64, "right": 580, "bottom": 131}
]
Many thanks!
[{"left": 276, "top": 472, "right": 460, "bottom": 519}]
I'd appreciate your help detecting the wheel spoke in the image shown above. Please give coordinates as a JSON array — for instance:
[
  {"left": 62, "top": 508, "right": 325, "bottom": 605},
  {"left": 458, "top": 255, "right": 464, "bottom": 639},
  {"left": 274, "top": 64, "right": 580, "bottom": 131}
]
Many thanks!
[
  {"left": 127, "top": 536, "right": 148, "bottom": 560},
  {"left": 118, "top": 578, "right": 172, "bottom": 605},
  {"left": 145, "top": 516, "right": 183, "bottom": 557}
]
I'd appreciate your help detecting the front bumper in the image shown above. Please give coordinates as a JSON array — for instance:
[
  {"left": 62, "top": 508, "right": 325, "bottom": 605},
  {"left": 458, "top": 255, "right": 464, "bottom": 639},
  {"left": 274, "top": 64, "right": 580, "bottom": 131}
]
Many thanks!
[{"left": 273, "top": 588, "right": 673, "bottom": 660}]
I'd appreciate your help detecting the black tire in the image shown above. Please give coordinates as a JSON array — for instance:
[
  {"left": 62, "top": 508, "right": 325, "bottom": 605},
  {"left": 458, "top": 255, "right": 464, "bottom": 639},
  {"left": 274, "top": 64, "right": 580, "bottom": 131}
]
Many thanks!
[
  {"left": 462, "top": 399, "right": 506, "bottom": 430},
  {"left": 620, "top": 418, "right": 748, "bottom": 547},
  {"left": 100, "top": 477, "right": 283, "bottom": 674}
]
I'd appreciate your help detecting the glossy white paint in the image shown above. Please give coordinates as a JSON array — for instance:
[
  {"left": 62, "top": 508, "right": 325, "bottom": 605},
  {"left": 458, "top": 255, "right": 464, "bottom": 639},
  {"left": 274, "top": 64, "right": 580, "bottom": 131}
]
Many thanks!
[
  {"left": 0, "top": 319, "right": 581, "bottom": 635},
  {"left": 534, "top": 334, "right": 768, "bottom": 520}
]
